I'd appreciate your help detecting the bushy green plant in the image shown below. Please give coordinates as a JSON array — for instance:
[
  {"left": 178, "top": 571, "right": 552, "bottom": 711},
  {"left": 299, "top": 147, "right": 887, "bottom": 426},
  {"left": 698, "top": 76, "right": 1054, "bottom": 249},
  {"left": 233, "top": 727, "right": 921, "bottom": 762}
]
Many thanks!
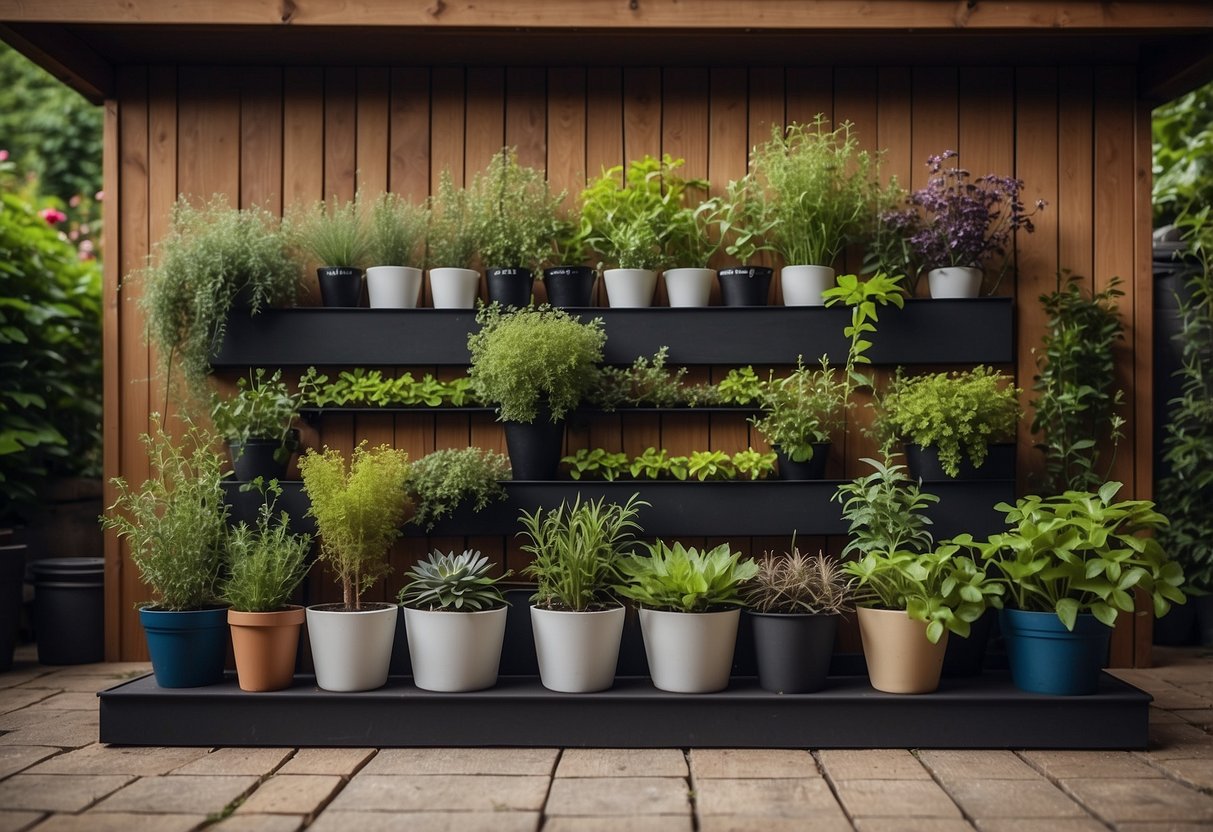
[
  {"left": 749, "top": 117, "right": 883, "bottom": 266},
  {"left": 745, "top": 541, "right": 853, "bottom": 614},
  {"left": 408, "top": 448, "right": 510, "bottom": 531},
  {"left": 1031, "top": 272, "right": 1126, "bottom": 494},
  {"left": 732, "top": 448, "right": 778, "bottom": 480},
  {"left": 299, "top": 367, "right": 476, "bottom": 408},
  {"left": 520, "top": 494, "right": 647, "bottom": 611},
  {"left": 210, "top": 368, "right": 303, "bottom": 461},
  {"left": 1154, "top": 81, "right": 1213, "bottom": 226},
  {"left": 973, "top": 482, "right": 1184, "bottom": 630},
  {"left": 467, "top": 305, "right": 606, "bottom": 423},
  {"left": 398, "top": 549, "right": 509, "bottom": 611},
  {"left": 715, "top": 366, "right": 764, "bottom": 406},
  {"left": 139, "top": 196, "right": 300, "bottom": 392},
  {"left": 291, "top": 196, "right": 369, "bottom": 268},
  {"left": 666, "top": 196, "right": 727, "bottom": 268},
  {"left": 751, "top": 356, "right": 846, "bottom": 463},
  {"left": 562, "top": 448, "right": 629, "bottom": 481},
  {"left": 878, "top": 366, "right": 1021, "bottom": 478},
  {"left": 549, "top": 213, "right": 592, "bottom": 267},
  {"left": 298, "top": 442, "right": 411, "bottom": 609},
  {"left": 630, "top": 447, "right": 674, "bottom": 480},
  {"left": 427, "top": 170, "right": 476, "bottom": 269},
  {"left": 687, "top": 450, "right": 736, "bottom": 481},
  {"left": 368, "top": 192, "right": 427, "bottom": 267},
  {"left": 615, "top": 541, "right": 758, "bottom": 613},
  {"left": 719, "top": 175, "right": 778, "bottom": 266},
  {"left": 222, "top": 482, "right": 313, "bottom": 613},
  {"left": 100, "top": 416, "right": 227, "bottom": 610},
  {"left": 833, "top": 457, "right": 938, "bottom": 557},
  {"left": 591, "top": 348, "right": 688, "bottom": 410},
  {"left": 470, "top": 148, "right": 564, "bottom": 270}
]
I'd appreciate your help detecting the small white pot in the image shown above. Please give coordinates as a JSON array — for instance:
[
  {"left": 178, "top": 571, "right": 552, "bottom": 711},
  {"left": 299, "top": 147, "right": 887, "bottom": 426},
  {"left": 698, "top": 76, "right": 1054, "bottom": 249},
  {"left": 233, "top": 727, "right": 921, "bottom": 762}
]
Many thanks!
[
  {"left": 531, "top": 605, "right": 625, "bottom": 693},
  {"left": 367, "top": 265, "right": 423, "bottom": 308},
  {"left": 603, "top": 268, "right": 657, "bottom": 308},
  {"left": 305, "top": 603, "right": 398, "bottom": 692},
  {"left": 429, "top": 267, "right": 481, "bottom": 309},
  {"left": 781, "top": 265, "right": 836, "bottom": 307},
  {"left": 638, "top": 607, "right": 740, "bottom": 694},
  {"left": 403, "top": 606, "right": 507, "bottom": 692},
  {"left": 928, "top": 267, "right": 983, "bottom": 299},
  {"left": 663, "top": 268, "right": 715, "bottom": 308}
]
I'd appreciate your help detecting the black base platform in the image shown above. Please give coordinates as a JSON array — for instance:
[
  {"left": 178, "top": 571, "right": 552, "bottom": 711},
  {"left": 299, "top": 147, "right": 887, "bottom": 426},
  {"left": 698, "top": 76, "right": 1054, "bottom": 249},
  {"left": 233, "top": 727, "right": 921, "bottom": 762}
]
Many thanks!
[{"left": 99, "top": 671, "right": 1150, "bottom": 750}]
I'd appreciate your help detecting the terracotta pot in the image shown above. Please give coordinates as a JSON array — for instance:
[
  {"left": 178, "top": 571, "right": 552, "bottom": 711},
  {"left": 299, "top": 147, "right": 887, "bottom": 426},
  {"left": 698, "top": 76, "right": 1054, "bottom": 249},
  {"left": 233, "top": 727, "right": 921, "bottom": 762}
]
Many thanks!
[
  {"left": 856, "top": 606, "right": 948, "bottom": 694},
  {"left": 228, "top": 605, "right": 305, "bottom": 692}
]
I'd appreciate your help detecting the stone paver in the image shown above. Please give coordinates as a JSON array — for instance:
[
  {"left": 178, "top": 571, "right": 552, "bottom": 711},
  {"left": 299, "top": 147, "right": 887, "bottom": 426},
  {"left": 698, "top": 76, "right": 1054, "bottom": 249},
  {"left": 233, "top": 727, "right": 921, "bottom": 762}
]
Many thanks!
[
  {"left": 917, "top": 749, "right": 1039, "bottom": 781},
  {"left": 0, "top": 710, "right": 97, "bottom": 748},
  {"left": 1151, "top": 757, "right": 1213, "bottom": 790},
  {"left": 689, "top": 749, "right": 816, "bottom": 778},
  {"left": 833, "top": 779, "right": 964, "bottom": 819},
  {"left": 1060, "top": 777, "right": 1213, "bottom": 823},
  {"left": 0, "top": 745, "right": 58, "bottom": 779},
  {"left": 944, "top": 779, "right": 1088, "bottom": 819},
  {"left": 0, "top": 812, "right": 43, "bottom": 832},
  {"left": 91, "top": 774, "right": 258, "bottom": 815},
  {"left": 277, "top": 748, "right": 374, "bottom": 775},
  {"left": 0, "top": 772, "right": 132, "bottom": 812},
  {"left": 22, "top": 692, "right": 100, "bottom": 711},
  {"left": 816, "top": 749, "right": 930, "bottom": 780},
  {"left": 1172, "top": 709, "right": 1213, "bottom": 727},
  {"left": 360, "top": 747, "right": 557, "bottom": 776},
  {"left": 1018, "top": 749, "right": 1165, "bottom": 780},
  {"left": 856, "top": 821, "right": 974, "bottom": 832},
  {"left": 545, "top": 818, "right": 694, "bottom": 832},
  {"left": 327, "top": 774, "right": 549, "bottom": 812},
  {"left": 975, "top": 821, "right": 1106, "bottom": 832},
  {"left": 213, "top": 814, "right": 304, "bottom": 832},
  {"left": 1139, "top": 722, "right": 1213, "bottom": 760},
  {"left": 235, "top": 774, "right": 342, "bottom": 816},
  {"left": 694, "top": 777, "right": 845, "bottom": 820},
  {"left": 19, "top": 675, "right": 130, "bottom": 693},
  {"left": 544, "top": 776, "right": 689, "bottom": 816},
  {"left": 556, "top": 749, "right": 688, "bottom": 778},
  {"left": 171, "top": 747, "right": 292, "bottom": 776},
  {"left": 31, "top": 813, "right": 207, "bottom": 832},
  {"left": 702, "top": 818, "right": 852, "bottom": 832},
  {"left": 310, "top": 811, "right": 540, "bottom": 832},
  {"left": 0, "top": 687, "right": 55, "bottom": 714},
  {"left": 28, "top": 743, "right": 210, "bottom": 776}
]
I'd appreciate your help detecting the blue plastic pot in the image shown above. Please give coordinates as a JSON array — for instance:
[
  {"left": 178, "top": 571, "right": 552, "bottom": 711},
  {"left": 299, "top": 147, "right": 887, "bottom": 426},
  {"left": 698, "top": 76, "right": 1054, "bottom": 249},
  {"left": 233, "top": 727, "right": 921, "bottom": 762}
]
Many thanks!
[
  {"left": 139, "top": 606, "right": 228, "bottom": 688},
  {"left": 1000, "top": 608, "right": 1112, "bottom": 696}
]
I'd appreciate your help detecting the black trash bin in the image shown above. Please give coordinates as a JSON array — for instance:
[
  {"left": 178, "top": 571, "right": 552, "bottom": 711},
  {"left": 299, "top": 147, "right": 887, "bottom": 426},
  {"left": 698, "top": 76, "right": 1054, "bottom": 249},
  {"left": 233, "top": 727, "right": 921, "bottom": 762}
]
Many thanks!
[{"left": 31, "top": 558, "right": 105, "bottom": 665}]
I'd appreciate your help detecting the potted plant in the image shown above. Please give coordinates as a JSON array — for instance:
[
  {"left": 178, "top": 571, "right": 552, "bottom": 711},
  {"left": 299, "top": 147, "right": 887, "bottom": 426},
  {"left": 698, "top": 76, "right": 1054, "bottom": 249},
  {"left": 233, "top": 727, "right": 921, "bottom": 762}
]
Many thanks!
[
  {"left": 519, "top": 494, "right": 646, "bottom": 693},
  {"left": 427, "top": 171, "right": 480, "bottom": 308},
  {"left": 291, "top": 196, "right": 370, "bottom": 308},
  {"left": 222, "top": 481, "right": 312, "bottom": 692},
  {"left": 210, "top": 368, "right": 304, "bottom": 482},
  {"left": 470, "top": 148, "right": 564, "bottom": 308},
  {"left": 544, "top": 212, "right": 597, "bottom": 308},
  {"left": 614, "top": 541, "right": 758, "bottom": 693},
  {"left": 297, "top": 442, "right": 411, "bottom": 692},
  {"left": 467, "top": 305, "right": 606, "bottom": 480},
  {"left": 751, "top": 356, "right": 846, "bottom": 479},
  {"left": 748, "top": 117, "right": 883, "bottom": 306},
  {"left": 744, "top": 540, "right": 852, "bottom": 693},
  {"left": 716, "top": 176, "right": 778, "bottom": 306},
  {"left": 139, "top": 196, "right": 300, "bottom": 393},
  {"left": 877, "top": 366, "right": 1021, "bottom": 481},
  {"left": 407, "top": 447, "right": 511, "bottom": 532},
  {"left": 974, "top": 482, "right": 1185, "bottom": 695},
  {"left": 366, "top": 191, "right": 428, "bottom": 309},
  {"left": 398, "top": 549, "right": 511, "bottom": 692},
  {"left": 663, "top": 190, "right": 725, "bottom": 307},
  {"left": 100, "top": 416, "right": 229, "bottom": 688}
]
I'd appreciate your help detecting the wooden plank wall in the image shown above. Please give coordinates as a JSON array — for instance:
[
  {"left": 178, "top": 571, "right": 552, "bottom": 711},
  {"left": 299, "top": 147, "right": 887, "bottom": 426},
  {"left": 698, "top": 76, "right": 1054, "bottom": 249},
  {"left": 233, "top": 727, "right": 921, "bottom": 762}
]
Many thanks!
[{"left": 103, "top": 63, "right": 1154, "bottom": 664}]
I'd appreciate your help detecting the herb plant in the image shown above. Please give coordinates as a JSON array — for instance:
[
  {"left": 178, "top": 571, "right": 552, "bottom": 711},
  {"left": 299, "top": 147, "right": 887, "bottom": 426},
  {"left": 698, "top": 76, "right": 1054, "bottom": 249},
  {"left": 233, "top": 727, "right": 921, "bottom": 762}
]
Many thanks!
[
  {"left": 745, "top": 541, "right": 853, "bottom": 615},
  {"left": 210, "top": 368, "right": 303, "bottom": 461},
  {"left": 470, "top": 147, "right": 564, "bottom": 270},
  {"left": 298, "top": 442, "right": 411, "bottom": 609},
  {"left": 519, "top": 494, "right": 647, "bottom": 611},
  {"left": 398, "top": 549, "right": 509, "bottom": 611},
  {"left": 549, "top": 213, "right": 592, "bottom": 267},
  {"left": 591, "top": 348, "right": 689, "bottom": 410},
  {"left": 719, "top": 175, "right": 777, "bottom": 265},
  {"left": 407, "top": 448, "right": 510, "bottom": 532},
  {"left": 299, "top": 368, "right": 476, "bottom": 408},
  {"left": 833, "top": 457, "right": 938, "bottom": 557},
  {"left": 687, "top": 450, "right": 736, "bottom": 481},
  {"left": 222, "top": 481, "right": 313, "bottom": 613},
  {"left": 367, "top": 191, "right": 427, "bottom": 267},
  {"left": 732, "top": 448, "right": 778, "bottom": 480},
  {"left": 630, "top": 447, "right": 673, "bottom": 480},
  {"left": 291, "top": 195, "right": 370, "bottom": 268},
  {"left": 716, "top": 366, "right": 764, "bottom": 405},
  {"left": 562, "top": 448, "right": 629, "bottom": 481},
  {"left": 666, "top": 196, "right": 727, "bottom": 268},
  {"left": 751, "top": 356, "right": 846, "bottom": 463},
  {"left": 615, "top": 541, "right": 758, "bottom": 613},
  {"left": 427, "top": 170, "right": 477, "bottom": 269}
]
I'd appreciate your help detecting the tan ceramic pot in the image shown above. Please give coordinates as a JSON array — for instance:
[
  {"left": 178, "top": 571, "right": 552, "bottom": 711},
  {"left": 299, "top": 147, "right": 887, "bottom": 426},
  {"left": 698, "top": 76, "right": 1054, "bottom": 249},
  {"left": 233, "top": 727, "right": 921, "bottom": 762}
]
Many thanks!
[
  {"left": 228, "top": 605, "right": 305, "bottom": 692},
  {"left": 856, "top": 606, "right": 948, "bottom": 694}
]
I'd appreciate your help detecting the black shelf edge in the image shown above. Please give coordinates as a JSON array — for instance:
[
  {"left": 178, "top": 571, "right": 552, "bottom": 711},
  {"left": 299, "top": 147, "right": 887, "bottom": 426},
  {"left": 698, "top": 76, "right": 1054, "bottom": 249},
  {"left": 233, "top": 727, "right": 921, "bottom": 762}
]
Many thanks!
[
  {"left": 98, "top": 670, "right": 1149, "bottom": 749},
  {"left": 298, "top": 405, "right": 760, "bottom": 424},
  {"left": 211, "top": 299, "right": 1013, "bottom": 367},
  {"left": 222, "top": 479, "right": 1015, "bottom": 539}
]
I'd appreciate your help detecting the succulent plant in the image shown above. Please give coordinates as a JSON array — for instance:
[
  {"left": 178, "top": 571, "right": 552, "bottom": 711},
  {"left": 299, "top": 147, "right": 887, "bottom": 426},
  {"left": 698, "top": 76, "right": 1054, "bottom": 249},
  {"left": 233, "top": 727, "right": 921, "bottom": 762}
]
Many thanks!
[{"left": 397, "top": 549, "right": 509, "bottom": 611}]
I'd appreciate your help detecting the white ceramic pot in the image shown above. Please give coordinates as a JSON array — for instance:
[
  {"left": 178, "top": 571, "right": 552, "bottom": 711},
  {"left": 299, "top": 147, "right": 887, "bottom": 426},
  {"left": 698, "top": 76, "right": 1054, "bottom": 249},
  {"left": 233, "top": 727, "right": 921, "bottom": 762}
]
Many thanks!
[
  {"left": 928, "top": 266, "right": 983, "bottom": 299},
  {"left": 662, "top": 267, "right": 715, "bottom": 308},
  {"left": 403, "top": 606, "right": 507, "bottom": 692},
  {"left": 603, "top": 268, "right": 657, "bottom": 308},
  {"left": 367, "top": 265, "right": 423, "bottom": 308},
  {"left": 638, "top": 607, "right": 740, "bottom": 693},
  {"left": 429, "top": 267, "right": 481, "bottom": 308},
  {"left": 781, "top": 264, "right": 836, "bottom": 306},
  {"left": 531, "top": 604, "right": 625, "bottom": 693},
  {"left": 305, "top": 603, "right": 398, "bottom": 692}
]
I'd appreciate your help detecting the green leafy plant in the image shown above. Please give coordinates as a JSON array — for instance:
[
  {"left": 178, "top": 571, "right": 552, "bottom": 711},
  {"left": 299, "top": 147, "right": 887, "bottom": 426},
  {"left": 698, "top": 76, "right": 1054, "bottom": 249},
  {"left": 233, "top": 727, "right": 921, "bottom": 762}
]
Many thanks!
[
  {"left": 751, "top": 356, "right": 847, "bottom": 463},
  {"left": 1153, "top": 81, "right": 1213, "bottom": 226},
  {"left": 878, "top": 366, "right": 1021, "bottom": 478},
  {"left": 519, "top": 494, "right": 647, "bottom": 611},
  {"left": 407, "top": 448, "right": 510, "bottom": 532},
  {"left": 562, "top": 448, "right": 629, "bottom": 482},
  {"left": 719, "top": 175, "right": 778, "bottom": 265},
  {"left": 210, "top": 368, "right": 303, "bottom": 462},
  {"left": 630, "top": 447, "right": 672, "bottom": 480},
  {"left": 139, "top": 196, "right": 300, "bottom": 393},
  {"left": 834, "top": 457, "right": 938, "bottom": 557},
  {"left": 732, "top": 448, "right": 778, "bottom": 480},
  {"left": 298, "top": 442, "right": 411, "bottom": 609},
  {"left": 299, "top": 368, "right": 477, "bottom": 409},
  {"left": 291, "top": 195, "right": 370, "bottom": 268},
  {"left": 665, "top": 195, "right": 728, "bottom": 268},
  {"left": 615, "top": 541, "right": 758, "bottom": 613},
  {"left": 222, "top": 481, "right": 313, "bottom": 612},
  {"left": 367, "top": 191, "right": 427, "bottom": 267},
  {"left": 822, "top": 272, "right": 907, "bottom": 392},
  {"left": 591, "top": 347, "right": 689, "bottom": 410},
  {"left": 549, "top": 212, "right": 592, "bottom": 267},
  {"left": 427, "top": 170, "right": 477, "bottom": 269},
  {"left": 748, "top": 117, "right": 884, "bottom": 266},
  {"left": 467, "top": 305, "right": 606, "bottom": 423},
  {"left": 716, "top": 366, "right": 764, "bottom": 406},
  {"left": 687, "top": 450, "right": 736, "bottom": 481},
  {"left": 397, "top": 549, "right": 509, "bottom": 611},
  {"left": 745, "top": 540, "right": 853, "bottom": 614},
  {"left": 973, "top": 482, "right": 1185, "bottom": 630},
  {"left": 666, "top": 455, "right": 691, "bottom": 481},
  {"left": 470, "top": 147, "right": 564, "bottom": 270},
  {"left": 1031, "top": 272, "right": 1127, "bottom": 494},
  {"left": 100, "top": 416, "right": 227, "bottom": 610}
]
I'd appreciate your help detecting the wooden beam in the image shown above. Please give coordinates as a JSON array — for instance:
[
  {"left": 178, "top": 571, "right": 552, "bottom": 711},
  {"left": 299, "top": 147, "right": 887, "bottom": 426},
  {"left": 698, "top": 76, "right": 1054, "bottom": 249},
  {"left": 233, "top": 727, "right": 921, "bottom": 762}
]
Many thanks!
[
  {"left": 1140, "top": 36, "right": 1213, "bottom": 104},
  {"left": 0, "top": 22, "right": 112, "bottom": 102}
]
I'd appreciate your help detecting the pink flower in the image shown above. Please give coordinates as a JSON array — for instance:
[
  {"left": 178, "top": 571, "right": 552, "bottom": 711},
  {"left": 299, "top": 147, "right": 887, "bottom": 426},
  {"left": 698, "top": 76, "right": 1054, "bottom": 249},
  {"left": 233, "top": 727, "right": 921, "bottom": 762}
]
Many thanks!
[
  {"left": 39, "top": 208, "right": 67, "bottom": 225},
  {"left": 94, "top": 190, "right": 105, "bottom": 202},
  {"left": 0, "top": 150, "right": 8, "bottom": 161},
  {"left": 69, "top": 195, "right": 81, "bottom": 208}
]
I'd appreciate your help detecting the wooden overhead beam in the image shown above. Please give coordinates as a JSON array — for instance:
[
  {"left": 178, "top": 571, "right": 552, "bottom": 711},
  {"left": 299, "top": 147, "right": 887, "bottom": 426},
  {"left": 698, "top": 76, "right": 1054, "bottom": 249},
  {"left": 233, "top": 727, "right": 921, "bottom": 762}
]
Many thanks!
[
  {"left": 1140, "top": 36, "right": 1213, "bottom": 104},
  {"left": 0, "top": 23, "right": 111, "bottom": 103},
  {"left": 1, "top": 0, "right": 1212, "bottom": 31}
]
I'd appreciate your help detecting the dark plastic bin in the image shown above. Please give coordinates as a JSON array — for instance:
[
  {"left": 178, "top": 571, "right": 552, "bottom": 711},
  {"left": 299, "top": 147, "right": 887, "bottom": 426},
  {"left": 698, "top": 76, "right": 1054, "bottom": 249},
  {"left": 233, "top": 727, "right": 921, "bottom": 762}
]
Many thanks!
[{"left": 32, "top": 557, "right": 104, "bottom": 665}]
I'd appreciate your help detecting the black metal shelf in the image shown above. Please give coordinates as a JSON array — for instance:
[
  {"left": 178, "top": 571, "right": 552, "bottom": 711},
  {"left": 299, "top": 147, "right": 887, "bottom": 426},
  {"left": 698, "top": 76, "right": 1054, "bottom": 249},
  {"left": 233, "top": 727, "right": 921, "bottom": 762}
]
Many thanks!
[
  {"left": 297, "top": 405, "right": 760, "bottom": 425},
  {"left": 211, "top": 299, "right": 1014, "bottom": 367}
]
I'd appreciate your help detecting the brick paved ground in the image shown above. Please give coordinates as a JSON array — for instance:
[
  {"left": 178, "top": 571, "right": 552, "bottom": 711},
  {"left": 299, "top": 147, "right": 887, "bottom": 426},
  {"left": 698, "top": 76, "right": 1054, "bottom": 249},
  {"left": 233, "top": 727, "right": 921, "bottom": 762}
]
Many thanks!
[{"left": 0, "top": 645, "right": 1210, "bottom": 831}]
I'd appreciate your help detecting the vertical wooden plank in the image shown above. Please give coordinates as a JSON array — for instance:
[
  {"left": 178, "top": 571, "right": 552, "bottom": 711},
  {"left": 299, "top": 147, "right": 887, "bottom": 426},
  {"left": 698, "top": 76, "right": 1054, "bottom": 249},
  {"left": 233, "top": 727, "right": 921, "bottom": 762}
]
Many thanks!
[
  {"left": 177, "top": 67, "right": 240, "bottom": 203},
  {"left": 748, "top": 67, "right": 785, "bottom": 161},
  {"left": 430, "top": 68, "right": 466, "bottom": 188},
  {"left": 586, "top": 67, "right": 623, "bottom": 307},
  {"left": 146, "top": 68, "right": 178, "bottom": 429},
  {"left": 465, "top": 67, "right": 505, "bottom": 179},
  {"left": 506, "top": 66, "right": 547, "bottom": 170},
  {"left": 546, "top": 67, "right": 587, "bottom": 203},
  {"left": 356, "top": 67, "right": 391, "bottom": 198},
  {"left": 324, "top": 68, "right": 357, "bottom": 203},
  {"left": 785, "top": 67, "right": 833, "bottom": 128},
  {"left": 1058, "top": 67, "right": 1095, "bottom": 283},
  {"left": 102, "top": 92, "right": 122, "bottom": 659},
  {"left": 623, "top": 67, "right": 661, "bottom": 162},
  {"left": 282, "top": 67, "right": 324, "bottom": 304},
  {"left": 1133, "top": 92, "right": 1156, "bottom": 669},
  {"left": 239, "top": 68, "right": 283, "bottom": 213},
  {"left": 878, "top": 68, "right": 913, "bottom": 194},
  {"left": 389, "top": 68, "right": 431, "bottom": 199},
  {"left": 910, "top": 68, "right": 959, "bottom": 190}
]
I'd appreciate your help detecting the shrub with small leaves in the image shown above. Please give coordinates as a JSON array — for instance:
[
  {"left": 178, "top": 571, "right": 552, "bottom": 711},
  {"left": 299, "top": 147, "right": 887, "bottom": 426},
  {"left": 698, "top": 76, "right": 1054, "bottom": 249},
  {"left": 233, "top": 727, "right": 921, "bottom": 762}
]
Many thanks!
[
  {"left": 368, "top": 192, "right": 427, "bottom": 267},
  {"left": 745, "top": 543, "right": 853, "bottom": 615},
  {"left": 470, "top": 147, "right": 564, "bottom": 271},
  {"left": 833, "top": 457, "right": 938, "bottom": 558},
  {"left": 751, "top": 356, "right": 846, "bottom": 463},
  {"left": 591, "top": 348, "right": 688, "bottom": 410},
  {"left": 210, "top": 368, "right": 303, "bottom": 462},
  {"left": 427, "top": 171, "right": 477, "bottom": 269},
  {"left": 222, "top": 482, "right": 313, "bottom": 613},
  {"left": 615, "top": 541, "right": 758, "bottom": 613},
  {"left": 408, "top": 448, "right": 510, "bottom": 532},
  {"left": 398, "top": 549, "right": 509, "bottom": 611}
]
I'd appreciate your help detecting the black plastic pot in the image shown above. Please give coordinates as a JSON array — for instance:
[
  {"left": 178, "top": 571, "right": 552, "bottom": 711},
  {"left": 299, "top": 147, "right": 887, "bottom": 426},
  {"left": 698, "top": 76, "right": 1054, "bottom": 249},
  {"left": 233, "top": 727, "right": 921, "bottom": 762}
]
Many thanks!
[
  {"left": 749, "top": 611, "right": 838, "bottom": 693},
  {"left": 1195, "top": 595, "right": 1213, "bottom": 648},
  {"left": 229, "top": 429, "right": 298, "bottom": 482},
  {"left": 32, "top": 557, "right": 104, "bottom": 665},
  {"left": 503, "top": 417, "right": 566, "bottom": 481},
  {"left": 904, "top": 442, "right": 1015, "bottom": 482},
  {"left": 543, "top": 267, "right": 597, "bottom": 308},
  {"left": 0, "top": 544, "right": 26, "bottom": 672},
  {"left": 718, "top": 267, "right": 773, "bottom": 307},
  {"left": 941, "top": 607, "right": 995, "bottom": 677},
  {"left": 317, "top": 267, "right": 364, "bottom": 308},
  {"left": 1154, "top": 600, "right": 1198, "bottom": 646},
  {"left": 486, "top": 267, "right": 534, "bottom": 308},
  {"left": 775, "top": 443, "right": 830, "bottom": 480}
]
